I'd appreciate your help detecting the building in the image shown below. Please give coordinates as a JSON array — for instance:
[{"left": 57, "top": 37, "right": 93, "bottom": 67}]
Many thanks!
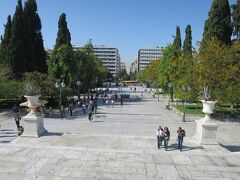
[
  {"left": 73, "top": 45, "right": 121, "bottom": 81},
  {"left": 130, "top": 56, "right": 138, "bottom": 74},
  {"left": 93, "top": 45, "right": 121, "bottom": 81},
  {"left": 138, "top": 47, "right": 162, "bottom": 72}
]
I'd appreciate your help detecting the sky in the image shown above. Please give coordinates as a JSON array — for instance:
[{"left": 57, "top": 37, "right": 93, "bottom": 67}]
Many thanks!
[{"left": 0, "top": 0, "right": 236, "bottom": 70}]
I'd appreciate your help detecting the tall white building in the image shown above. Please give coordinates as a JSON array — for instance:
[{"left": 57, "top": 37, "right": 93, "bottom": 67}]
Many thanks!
[
  {"left": 120, "top": 62, "right": 126, "bottom": 71},
  {"left": 73, "top": 45, "right": 121, "bottom": 80},
  {"left": 130, "top": 56, "right": 138, "bottom": 74},
  {"left": 93, "top": 45, "right": 121, "bottom": 80},
  {"left": 138, "top": 47, "right": 162, "bottom": 72}
]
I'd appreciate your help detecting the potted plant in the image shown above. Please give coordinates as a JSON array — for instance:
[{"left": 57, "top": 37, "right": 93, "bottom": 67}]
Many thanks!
[
  {"left": 199, "top": 86, "right": 216, "bottom": 119},
  {"left": 24, "top": 82, "right": 40, "bottom": 111}
]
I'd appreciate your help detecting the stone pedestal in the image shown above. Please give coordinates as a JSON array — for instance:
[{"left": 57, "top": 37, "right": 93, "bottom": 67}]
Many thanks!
[
  {"left": 21, "top": 113, "right": 47, "bottom": 137},
  {"left": 194, "top": 118, "right": 218, "bottom": 145}
]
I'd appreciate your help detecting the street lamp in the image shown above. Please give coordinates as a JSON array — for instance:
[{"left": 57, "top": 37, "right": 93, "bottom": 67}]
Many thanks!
[
  {"left": 167, "top": 83, "right": 172, "bottom": 110},
  {"left": 77, "top": 80, "right": 81, "bottom": 99},
  {"left": 182, "top": 85, "right": 191, "bottom": 122},
  {"left": 55, "top": 80, "right": 65, "bottom": 118}
]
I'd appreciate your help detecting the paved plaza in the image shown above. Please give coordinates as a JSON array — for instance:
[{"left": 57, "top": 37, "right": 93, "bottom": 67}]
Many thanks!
[{"left": 0, "top": 87, "right": 240, "bottom": 179}]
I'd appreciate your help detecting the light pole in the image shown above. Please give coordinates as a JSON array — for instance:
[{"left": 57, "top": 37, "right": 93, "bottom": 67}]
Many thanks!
[
  {"left": 167, "top": 83, "right": 172, "bottom": 110},
  {"left": 55, "top": 80, "right": 65, "bottom": 118},
  {"left": 77, "top": 80, "right": 81, "bottom": 99},
  {"left": 182, "top": 85, "right": 191, "bottom": 122}
]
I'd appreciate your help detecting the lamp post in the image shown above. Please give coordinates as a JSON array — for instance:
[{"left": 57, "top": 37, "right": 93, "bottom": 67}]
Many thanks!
[
  {"left": 55, "top": 80, "right": 65, "bottom": 118},
  {"left": 77, "top": 80, "right": 81, "bottom": 99},
  {"left": 167, "top": 83, "right": 172, "bottom": 110},
  {"left": 182, "top": 85, "right": 191, "bottom": 122}
]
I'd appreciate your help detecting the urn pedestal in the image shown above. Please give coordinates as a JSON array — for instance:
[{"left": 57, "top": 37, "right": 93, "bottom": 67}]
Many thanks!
[
  {"left": 194, "top": 100, "right": 218, "bottom": 145},
  {"left": 21, "top": 95, "right": 47, "bottom": 137}
]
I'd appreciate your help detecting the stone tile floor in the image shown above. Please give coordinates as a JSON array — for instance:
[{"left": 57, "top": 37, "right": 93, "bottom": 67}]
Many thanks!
[{"left": 0, "top": 87, "right": 239, "bottom": 179}]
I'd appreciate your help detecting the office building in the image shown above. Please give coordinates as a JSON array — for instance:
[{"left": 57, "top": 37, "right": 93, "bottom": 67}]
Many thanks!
[
  {"left": 73, "top": 45, "right": 121, "bottom": 80},
  {"left": 138, "top": 47, "right": 162, "bottom": 72}
]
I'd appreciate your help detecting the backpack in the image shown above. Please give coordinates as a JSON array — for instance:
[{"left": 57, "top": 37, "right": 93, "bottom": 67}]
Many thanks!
[{"left": 181, "top": 130, "right": 185, "bottom": 137}]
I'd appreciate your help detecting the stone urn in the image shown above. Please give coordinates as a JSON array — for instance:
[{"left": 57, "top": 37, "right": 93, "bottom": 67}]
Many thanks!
[
  {"left": 20, "top": 95, "right": 47, "bottom": 137},
  {"left": 194, "top": 100, "right": 218, "bottom": 145},
  {"left": 201, "top": 100, "right": 217, "bottom": 121},
  {"left": 24, "top": 95, "right": 40, "bottom": 114}
]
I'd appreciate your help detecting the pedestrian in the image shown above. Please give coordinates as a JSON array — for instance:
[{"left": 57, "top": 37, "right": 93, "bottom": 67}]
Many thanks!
[
  {"left": 49, "top": 106, "right": 53, "bottom": 117},
  {"left": 163, "top": 127, "right": 170, "bottom": 151},
  {"left": 111, "top": 99, "right": 115, "bottom": 107},
  {"left": 82, "top": 103, "right": 86, "bottom": 114},
  {"left": 88, "top": 104, "right": 93, "bottom": 122},
  {"left": 177, "top": 127, "right": 185, "bottom": 151},
  {"left": 120, "top": 98, "right": 124, "bottom": 105},
  {"left": 12, "top": 104, "right": 20, "bottom": 129},
  {"left": 156, "top": 126, "right": 163, "bottom": 149}
]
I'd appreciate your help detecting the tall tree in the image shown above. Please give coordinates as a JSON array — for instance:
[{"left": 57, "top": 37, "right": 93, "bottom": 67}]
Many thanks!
[
  {"left": 173, "top": 26, "right": 182, "bottom": 51},
  {"left": 183, "top": 25, "right": 192, "bottom": 57},
  {"left": 55, "top": 13, "right": 72, "bottom": 49},
  {"left": 23, "top": 0, "right": 47, "bottom": 73},
  {"left": 0, "top": 15, "right": 12, "bottom": 66},
  {"left": 9, "top": 0, "right": 27, "bottom": 79},
  {"left": 203, "top": 0, "right": 232, "bottom": 45},
  {"left": 232, "top": 0, "right": 240, "bottom": 39}
]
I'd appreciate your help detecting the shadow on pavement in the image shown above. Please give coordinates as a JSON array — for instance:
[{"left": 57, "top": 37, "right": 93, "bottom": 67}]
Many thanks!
[
  {"left": 220, "top": 143, "right": 240, "bottom": 152},
  {"left": 159, "top": 143, "right": 203, "bottom": 152},
  {"left": 43, "top": 132, "right": 64, "bottom": 136},
  {"left": 97, "top": 112, "right": 162, "bottom": 116}
]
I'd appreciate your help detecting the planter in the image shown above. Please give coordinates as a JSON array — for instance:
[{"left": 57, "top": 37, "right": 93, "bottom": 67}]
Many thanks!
[
  {"left": 201, "top": 100, "right": 216, "bottom": 121},
  {"left": 24, "top": 95, "right": 40, "bottom": 108},
  {"left": 193, "top": 100, "right": 218, "bottom": 145},
  {"left": 201, "top": 100, "right": 216, "bottom": 115},
  {"left": 21, "top": 95, "right": 47, "bottom": 137}
]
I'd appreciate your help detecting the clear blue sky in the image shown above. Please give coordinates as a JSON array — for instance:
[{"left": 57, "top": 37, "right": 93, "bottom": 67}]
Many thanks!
[{"left": 0, "top": 0, "right": 236, "bottom": 69}]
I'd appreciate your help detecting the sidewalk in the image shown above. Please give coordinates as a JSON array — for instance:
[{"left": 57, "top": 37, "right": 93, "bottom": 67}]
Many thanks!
[{"left": 0, "top": 87, "right": 239, "bottom": 179}]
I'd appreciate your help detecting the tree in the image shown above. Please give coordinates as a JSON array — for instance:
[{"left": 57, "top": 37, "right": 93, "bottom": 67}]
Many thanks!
[
  {"left": 55, "top": 13, "right": 72, "bottom": 49},
  {"left": 203, "top": 0, "right": 232, "bottom": 45},
  {"left": 23, "top": 0, "right": 47, "bottom": 73},
  {"left": 9, "top": 0, "right": 27, "bottom": 79},
  {"left": 48, "top": 45, "right": 75, "bottom": 86},
  {"left": 196, "top": 39, "right": 237, "bottom": 101},
  {"left": 232, "top": 0, "right": 240, "bottom": 39},
  {"left": 49, "top": 13, "right": 75, "bottom": 86},
  {"left": 0, "top": 15, "right": 12, "bottom": 66},
  {"left": 173, "top": 26, "right": 182, "bottom": 51},
  {"left": 183, "top": 25, "right": 192, "bottom": 57}
]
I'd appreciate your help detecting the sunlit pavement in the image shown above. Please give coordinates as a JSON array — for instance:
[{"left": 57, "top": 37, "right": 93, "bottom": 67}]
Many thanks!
[{"left": 0, "top": 87, "right": 240, "bottom": 179}]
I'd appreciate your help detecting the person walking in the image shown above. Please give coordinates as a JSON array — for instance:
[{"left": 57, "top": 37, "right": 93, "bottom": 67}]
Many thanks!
[
  {"left": 12, "top": 104, "right": 20, "bottom": 129},
  {"left": 177, "top": 127, "right": 185, "bottom": 151},
  {"left": 156, "top": 126, "right": 163, "bottom": 149},
  {"left": 163, "top": 127, "right": 170, "bottom": 151}
]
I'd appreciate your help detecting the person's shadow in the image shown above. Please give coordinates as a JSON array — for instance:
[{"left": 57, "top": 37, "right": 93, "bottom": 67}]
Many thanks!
[{"left": 164, "top": 143, "right": 203, "bottom": 151}]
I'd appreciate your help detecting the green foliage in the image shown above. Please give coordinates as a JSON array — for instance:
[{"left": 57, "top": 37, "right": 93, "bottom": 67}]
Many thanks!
[
  {"left": 74, "top": 41, "right": 107, "bottom": 92},
  {"left": 0, "top": 15, "right": 12, "bottom": 66},
  {"left": 203, "top": 0, "right": 232, "bottom": 45},
  {"left": 137, "top": 60, "right": 160, "bottom": 86},
  {"left": 24, "top": 82, "right": 38, "bottom": 96},
  {"left": 173, "top": 26, "right": 182, "bottom": 52},
  {"left": 9, "top": 0, "right": 27, "bottom": 79},
  {"left": 183, "top": 25, "right": 192, "bottom": 57},
  {"left": 55, "top": 13, "right": 72, "bottom": 49},
  {"left": 0, "top": 80, "right": 22, "bottom": 99},
  {"left": 158, "top": 44, "right": 176, "bottom": 92},
  {"left": 23, "top": 71, "right": 57, "bottom": 97},
  {"left": 197, "top": 39, "right": 239, "bottom": 102},
  {"left": 231, "top": 0, "right": 240, "bottom": 39},
  {"left": 48, "top": 44, "right": 76, "bottom": 86},
  {"left": 199, "top": 86, "right": 212, "bottom": 101},
  {"left": 23, "top": 0, "right": 47, "bottom": 73}
]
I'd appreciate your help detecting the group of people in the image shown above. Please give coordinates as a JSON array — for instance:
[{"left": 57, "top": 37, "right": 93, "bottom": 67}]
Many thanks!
[{"left": 156, "top": 126, "right": 185, "bottom": 151}]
